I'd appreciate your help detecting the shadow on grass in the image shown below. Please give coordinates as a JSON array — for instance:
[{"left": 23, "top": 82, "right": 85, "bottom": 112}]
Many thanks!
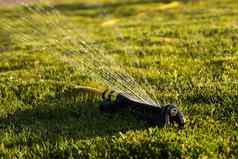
[
  {"left": 45, "top": 0, "right": 190, "bottom": 18},
  {"left": 0, "top": 91, "right": 147, "bottom": 141},
  {"left": 53, "top": 0, "right": 184, "bottom": 11},
  {"left": 0, "top": 92, "right": 184, "bottom": 158},
  {"left": 0, "top": 0, "right": 193, "bottom": 21}
]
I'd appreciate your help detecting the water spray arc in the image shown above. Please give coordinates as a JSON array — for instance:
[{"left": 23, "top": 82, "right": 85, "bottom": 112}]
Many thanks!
[{"left": 1, "top": 2, "right": 185, "bottom": 128}]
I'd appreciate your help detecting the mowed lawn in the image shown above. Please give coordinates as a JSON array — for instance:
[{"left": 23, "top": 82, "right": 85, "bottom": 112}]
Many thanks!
[{"left": 0, "top": 0, "right": 238, "bottom": 158}]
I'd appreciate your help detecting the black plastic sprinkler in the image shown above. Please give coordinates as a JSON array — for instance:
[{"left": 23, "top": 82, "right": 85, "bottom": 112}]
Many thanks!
[{"left": 100, "top": 90, "right": 185, "bottom": 129}]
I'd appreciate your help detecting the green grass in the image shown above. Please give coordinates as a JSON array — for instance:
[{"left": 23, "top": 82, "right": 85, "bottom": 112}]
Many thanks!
[{"left": 0, "top": 0, "right": 238, "bottom": 158}]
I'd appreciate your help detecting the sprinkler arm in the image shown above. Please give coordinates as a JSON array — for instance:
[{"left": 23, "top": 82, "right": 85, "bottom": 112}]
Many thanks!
[
  {"left": 100, "top": 90, "right": 185, "bottom": 128},
  {"left": 72, "top": 86, "right": 185, "bottom": 128}
]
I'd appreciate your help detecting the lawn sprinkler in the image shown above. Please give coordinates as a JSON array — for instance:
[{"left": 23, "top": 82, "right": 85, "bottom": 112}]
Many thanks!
[{"left": 100, "top": 89, "right": 185, "bottom": 129}]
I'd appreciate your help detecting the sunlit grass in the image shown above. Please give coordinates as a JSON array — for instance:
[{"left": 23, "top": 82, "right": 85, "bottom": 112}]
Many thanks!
[{"left": 0, "top": 0, "right": 238, "bottom": 158}]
